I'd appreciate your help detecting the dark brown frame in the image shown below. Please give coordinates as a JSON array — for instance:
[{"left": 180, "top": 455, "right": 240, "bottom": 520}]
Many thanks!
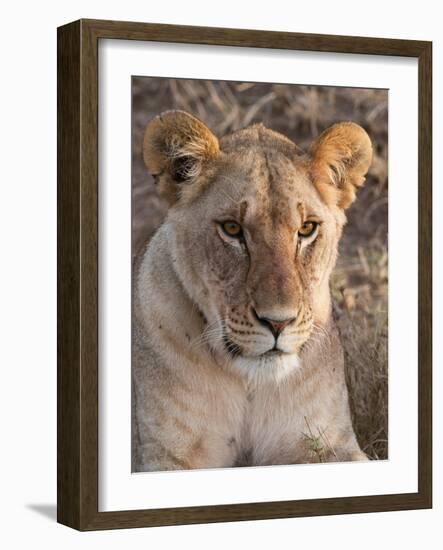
[{"left": 57, "top": 18, "right": 432, "bottom": 531}]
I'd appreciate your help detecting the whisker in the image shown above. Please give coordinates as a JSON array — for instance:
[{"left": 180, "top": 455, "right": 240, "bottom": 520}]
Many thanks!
[{"left": 189, "top": 318, "right": 224, "bottom": 350}]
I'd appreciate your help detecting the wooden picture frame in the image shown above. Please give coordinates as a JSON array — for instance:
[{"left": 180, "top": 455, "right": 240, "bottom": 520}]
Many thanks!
[{"left": 57, "top": 18, "right": 432, "bottom": 530}]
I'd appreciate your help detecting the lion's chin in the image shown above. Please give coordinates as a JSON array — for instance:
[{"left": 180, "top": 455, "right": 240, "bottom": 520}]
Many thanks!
[{"left": 228, "top": 352, "right": 301, "bottom": 385}]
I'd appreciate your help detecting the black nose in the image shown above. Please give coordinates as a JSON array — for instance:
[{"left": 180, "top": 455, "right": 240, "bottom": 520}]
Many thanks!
[{"left": 253, "top": 310, "right": 296, "bottom": 338}]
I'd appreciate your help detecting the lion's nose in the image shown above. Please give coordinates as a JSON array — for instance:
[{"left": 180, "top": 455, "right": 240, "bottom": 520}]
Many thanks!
[{"left": 253, "top": 309, "right": 296, "bottom": 338}]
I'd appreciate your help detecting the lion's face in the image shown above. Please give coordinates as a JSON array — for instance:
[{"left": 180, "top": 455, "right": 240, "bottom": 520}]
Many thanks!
[
  {"left": 143, "top": 111, "right": 372, "bottom": 380},
  {"left": 171, "top": 145, "right": 341, "bottom": 375}
]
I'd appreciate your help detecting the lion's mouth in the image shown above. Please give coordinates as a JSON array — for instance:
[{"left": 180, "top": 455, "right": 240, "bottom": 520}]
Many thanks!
[
  {"left": 223, "top": 335, "right": 287, "bottom": 359},
  {"left": 262, "top": 349, "right": 285, "bottom": 357}
]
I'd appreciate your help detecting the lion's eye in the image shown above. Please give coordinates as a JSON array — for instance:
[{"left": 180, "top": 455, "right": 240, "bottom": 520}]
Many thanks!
[
  {"left": 298, "top": 221, "right": 318, "bottom": 238},
  {"left": 221, "top": 221, "right": 243, "bottom": 238}
]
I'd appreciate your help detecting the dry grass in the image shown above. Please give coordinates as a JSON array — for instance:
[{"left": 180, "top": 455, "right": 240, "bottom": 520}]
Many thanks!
[{"left": 132, "top": 77, "right": 388, "bottom": 460}]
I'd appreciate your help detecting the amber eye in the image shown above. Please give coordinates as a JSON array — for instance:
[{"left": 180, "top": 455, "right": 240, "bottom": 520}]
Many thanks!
[
  {"left": 221, "top": 221, "right": 243, "bottom": 238},
  {"left": 298, "top": 221, "right": 318, "bottom": 238}
]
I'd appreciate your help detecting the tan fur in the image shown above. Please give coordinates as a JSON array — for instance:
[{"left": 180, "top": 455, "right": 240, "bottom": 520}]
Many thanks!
[
  {"left": 143, "top": 110, "right": 220, "bottom": 205},
  {"left": 133, "top": 111, "right": 372, "bottom": 471},
  {"left": 310, "top": 122, "right": 373, "bottom": 208}
]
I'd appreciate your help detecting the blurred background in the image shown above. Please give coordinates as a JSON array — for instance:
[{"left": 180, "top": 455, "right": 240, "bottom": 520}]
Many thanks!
[{"left": 132, "top": 77, "right": 388, "bottom": 461}]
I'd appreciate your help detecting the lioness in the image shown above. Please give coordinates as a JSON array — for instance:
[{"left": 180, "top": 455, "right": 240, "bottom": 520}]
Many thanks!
[{"left": 133, "top": 110, "right": 372, "bottom": 471}]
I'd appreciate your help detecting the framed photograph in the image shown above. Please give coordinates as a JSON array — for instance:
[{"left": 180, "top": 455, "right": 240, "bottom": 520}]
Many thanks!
[{"left": 57, "top": 19, "right": 432, "bottom": 530}]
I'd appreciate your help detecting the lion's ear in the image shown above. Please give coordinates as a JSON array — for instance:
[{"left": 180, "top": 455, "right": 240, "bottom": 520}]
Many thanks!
[
  {"left": 309, "top": 122, "right": 372, "bottom": 209},
  {"left": 143, "top": 110, "right": 219, "bottom": 204}
]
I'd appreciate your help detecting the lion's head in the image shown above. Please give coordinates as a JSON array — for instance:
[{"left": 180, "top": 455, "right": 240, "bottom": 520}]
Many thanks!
[{"left": 143, "top": 110, "right": 372, "bottom": 381}]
